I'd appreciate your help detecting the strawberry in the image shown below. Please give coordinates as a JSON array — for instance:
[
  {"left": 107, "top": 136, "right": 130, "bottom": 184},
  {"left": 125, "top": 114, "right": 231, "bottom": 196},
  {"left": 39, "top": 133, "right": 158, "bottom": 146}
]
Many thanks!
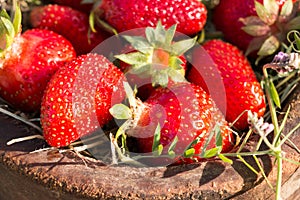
[
  {"left": 187, "top": 39, "right": 266, "bottom": 130},
  {"left": 110, "top": 82, "right": 234, "bottom": 165},
  {"left": 97, "top": 0, "right": 207, "bottom": 35},
  {"left": 213, "top": 0, "right": 299, "bottom": 59},
  {"left": 0, "top": 7, "right": 76, "bottom": 112},
  {"left": 41, "top": 53, "right": 126, "bottom": 147},
  {"left": 30, "top": 4, "right": 111, "bottom": 55},
  {"left": 51, "top": 0, "right": 93, "bottom": 13},
  {"left": 115, "top": 22, "right": 194, "bottom": 100}
]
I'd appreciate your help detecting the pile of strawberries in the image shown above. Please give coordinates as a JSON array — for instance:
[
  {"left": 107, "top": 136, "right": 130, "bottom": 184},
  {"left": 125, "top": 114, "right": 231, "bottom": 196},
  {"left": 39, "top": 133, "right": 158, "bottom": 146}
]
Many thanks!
[{"left": 0, "top": 0, "right": 298, "bottom": 165}]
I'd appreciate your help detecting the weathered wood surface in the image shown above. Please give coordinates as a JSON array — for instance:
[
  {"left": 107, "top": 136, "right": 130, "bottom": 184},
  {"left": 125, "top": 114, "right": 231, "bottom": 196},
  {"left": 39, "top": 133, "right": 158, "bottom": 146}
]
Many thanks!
[{"left": 0, "top": 85, "right": 299, "bottom": 200}]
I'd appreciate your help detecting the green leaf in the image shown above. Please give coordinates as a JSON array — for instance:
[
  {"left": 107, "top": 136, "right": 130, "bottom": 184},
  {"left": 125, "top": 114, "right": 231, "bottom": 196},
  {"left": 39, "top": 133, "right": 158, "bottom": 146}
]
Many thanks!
[
  {"left": 145, "top": 26, "right": 155, "bottom": 43},
  {"left": 280, "top": 0, "right": 293, "bottom": 17},
  {"left": 169, "top": 56, "right": 184, "bottom": 70},
  {"left": 165, "top": 24, "right": 176, "bottom": 45},
  {"left": 115, "top": 51, "right": 148, "bottom": 65},
  {"left": 152, "top": 123, "right": 162, "bottom": 152},
  {"left": 245, "top": 36, "right": 268, "bottom": 56},
  {"left": 286, "top": 16, "right": 300, "bottom": 30},
  {"left": 130, "top": 63, "right": 152, "bottom": 76},
  {"left": 109, "top": 104, "right": 132, "bottom": 120},
  {"left": 257, "top": 35, "right": 280, "bottom": 56},
  {"left": 0, "top": 16, "right": 15, "bottom": 49},
  {"left": 263, "top": 0, "right": 279, "bottom": 17},
  {"left": 255, "top": 1, "right": 276, "bottom": 25},
  {"left": 171, "top": 37, "right": 196, "bottom": 56},
  {"left": 122, "top": 35, "right": 151, "bottom": 54},
  {"left": 0, "top": 9, "right": 10, "bottom": 20},
  {"left": 184, "top": 148, "right": 195, "bottom": 158},
  {"left": 152, "top": 69, "right": 169, "bottom": 87},
  {"left": 167, "top": 69, "right": 186, "bottom": 83},
  {"left": 269, "top": 79, "right": 281, "bottom": 108},
  {"left": 218, "top": 154, "right": 233, "bottom": 164},
  {"left": 12, "top": 4, "right": 22, "bottom": 35},
  {"left": 239, "top": 16, "right": 265, "bottom": 26},
  {"left": 241, "top": 25, "right": 270, "bottom": 37},
  {"left": 154, "top": 20, "right": 166, "bottom": 44}
]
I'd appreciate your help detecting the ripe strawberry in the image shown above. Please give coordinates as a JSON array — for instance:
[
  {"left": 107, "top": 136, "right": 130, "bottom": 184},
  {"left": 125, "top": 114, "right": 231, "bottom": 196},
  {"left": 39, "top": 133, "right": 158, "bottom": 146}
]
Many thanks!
[
  {"left": 51, "top": 0, "right": 93, "bottom": 13},
  {"left": 41, "top": 53, "right": 126, "bottom": 147},
  {"left": 187, "top": 39, "right": 266, "bottom": 130},
  {"left": 97, "top": 0, "right": 207, "bottom": 35},
  {"left": 110, "top": 82, "right": 234, "bottom": 165},
  {"left": 30, "top": 4, "right": 111, "bottom": 55},
  {"left": 213, "top": 0, "right": 298, "bottom": 58},
  {"left": 0, "top": 7, "right": 76, "bottom": 112}
]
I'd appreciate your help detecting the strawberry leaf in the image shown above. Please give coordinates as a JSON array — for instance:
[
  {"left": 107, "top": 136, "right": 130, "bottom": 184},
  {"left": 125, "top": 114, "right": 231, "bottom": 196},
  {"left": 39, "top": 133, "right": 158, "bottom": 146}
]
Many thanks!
[
  {"left": 115, "top": 51, "right": 148, "bottom": 66},
  {"left": 167, "top": 69, "right": 186, "bottom": 83},
  {"left": 245, "top": 35, "right": 269, "bottom": 56},
  {"left": 171, "top": 37, "right": 196, "bottom": 56},
  {"left": 165, "top": 24, "right": 176, "bottom": 46},
  {"left": 0, "top": 16, "right": 15, "bottom": 50},
  {"left": 169, "top": 56, "right": 184, "bottom": 70},
  {"left": 280, "top": 0, "right": 293, "bottom": 18},
  {"left": 241, "top": 24, "right": 271, "bottom": 37},
  {"left": 263, "top": 0, "right": 279, "bottom": 17},
  {"left": 239, "top": 16, "right": 265, "bottom": 26},
  {"left": 12, "top": 4, "right": 22, "bottom": 35},
  {"left": 109, "top": 104, "right": 132, "bottom": 120},
  {"left": 131, "top": 64, "right": 152, "bottom": 76},
  {"left": 152, "top": 69, "right": 169, "bottom": 87},
  {"left": 285, "top": 16, "right": 300, "bottom": 30},
  {"left": 255, "top": 1, "right": 276, "bottom": 25},
  {"left": 153, "top": 21, "right": 167, "bottom": 45},
  {"left": 257, "top": 35, "right": 280, "bottom": 56},
  {"left": 145, "top": 26, "right": 155, "bottom": 44},
  {"left": 122, "top": 35, "right": 151, "bottom": 54}
]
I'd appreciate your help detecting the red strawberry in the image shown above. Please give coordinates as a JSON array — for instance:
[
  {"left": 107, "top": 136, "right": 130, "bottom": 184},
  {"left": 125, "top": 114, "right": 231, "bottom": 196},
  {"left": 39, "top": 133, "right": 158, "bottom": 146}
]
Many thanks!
[
  {"left": 0, "top": 7, "right": 76, "bottom": 112},
  {"left": 41, "top": 53, "right": 126, "bottom": 147},
  {"left": 30, "top": 4, "right": 111, "bottom": 55},
  {"left": 187, "top": 39, "right": 266, "bottom": 130},
  {"left": 213, "top": 0, "right": 298, "bottom": 58},
  {"left": 97, "top": 0, "right": 207, "bottom": 35},
  {"left": 110, "top": 82, "right": 234, "bottom": 165},
  {"left": 51, "top": 0, "right": 93, "bottom": 13}
]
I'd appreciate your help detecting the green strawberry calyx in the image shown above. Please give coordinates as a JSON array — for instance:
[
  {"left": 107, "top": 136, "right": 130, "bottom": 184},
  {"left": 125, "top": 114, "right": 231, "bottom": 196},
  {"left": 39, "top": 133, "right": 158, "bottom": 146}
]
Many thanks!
[
  {"left": 0, "top": 4, "right": 22, "bottom": 59},
  {"left": 115, "top": 21, "right": 196, "bottom": 87},
  {"left": 240, "top": 0, "right": 300, "bottom": 63}
]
